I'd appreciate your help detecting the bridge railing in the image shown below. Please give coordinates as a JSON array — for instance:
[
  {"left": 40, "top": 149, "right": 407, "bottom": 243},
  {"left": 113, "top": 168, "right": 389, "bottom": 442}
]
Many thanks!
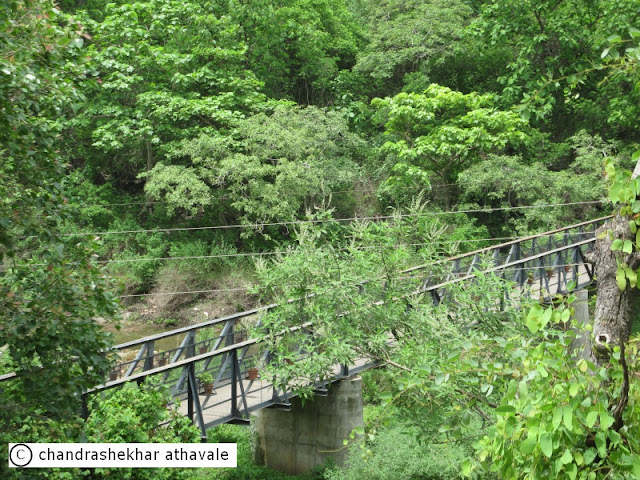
[
  {"left": 82, "top": 324, "right": 374, "bottom": 439},
  {"left": 85, "top": 216, "right": 612, "bottom": 391},
  {"left": 0, "top": 215, "right": 612, "bottom": 433},
  {"left": 409, "top": 216, "right": 608, "bottom": 305}
]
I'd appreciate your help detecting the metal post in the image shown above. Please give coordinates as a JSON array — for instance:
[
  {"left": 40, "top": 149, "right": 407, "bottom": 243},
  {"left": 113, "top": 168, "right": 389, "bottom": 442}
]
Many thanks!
[
  {"left": 187, "top": 335, "right": 195, "bottom": 423},
  {"left": 143, "top": 340, "right": 154, "bottom": 371},
  {"left": 187, "top": 370, "right": 194, "bottom": 423},
  {"left": 231, "top": 349, "right": 240, "bottom": 418},
  {"left": 187, "top": 365, "right": 207, "bottom": 442},
  {"left": 81, "top": 393, "right": 89, "bottom": 420}
]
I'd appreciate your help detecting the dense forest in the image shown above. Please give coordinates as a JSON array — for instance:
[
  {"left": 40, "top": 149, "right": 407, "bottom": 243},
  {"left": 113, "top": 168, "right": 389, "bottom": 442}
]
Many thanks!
[{"left": 2, "top": 0, "right": 640, "bottom": 478}]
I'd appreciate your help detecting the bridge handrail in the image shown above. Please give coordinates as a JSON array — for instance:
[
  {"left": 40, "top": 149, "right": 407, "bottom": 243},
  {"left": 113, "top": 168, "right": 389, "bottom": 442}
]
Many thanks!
[
  {"left": 403, "top": 215, "right": 610, "bottom": 274},
  {"left": 0, "top": 215, "right": 610, "bottom": 385},
  {"left": 111, "top": 215, "right": 610, "bottom": 351},
  {"left": 112, "top": 304, "right": 275, "bottom": 351},
  {"left": 422, "top": 237, "right": 596, "bottom": 293}
]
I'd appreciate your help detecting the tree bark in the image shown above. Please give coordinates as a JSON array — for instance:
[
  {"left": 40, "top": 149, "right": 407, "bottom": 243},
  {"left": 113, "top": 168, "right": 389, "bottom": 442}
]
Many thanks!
[{"left": 587, "top": 215, "right": 637, "bottom": 358}]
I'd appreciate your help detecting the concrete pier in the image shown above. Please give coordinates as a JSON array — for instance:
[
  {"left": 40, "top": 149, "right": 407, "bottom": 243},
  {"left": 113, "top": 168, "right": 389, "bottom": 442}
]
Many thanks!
[{"left": 251, "top": 376, "right": 364, "bottom": 475}]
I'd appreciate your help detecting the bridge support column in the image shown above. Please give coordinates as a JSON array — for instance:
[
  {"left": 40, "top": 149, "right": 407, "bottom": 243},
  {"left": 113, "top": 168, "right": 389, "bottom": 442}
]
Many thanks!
[
  {"left": 569, "top": 289, "right": 593, "bottom": 361},
  {"left": 251, "top": 376, "right": 364, "bottom": 475}
]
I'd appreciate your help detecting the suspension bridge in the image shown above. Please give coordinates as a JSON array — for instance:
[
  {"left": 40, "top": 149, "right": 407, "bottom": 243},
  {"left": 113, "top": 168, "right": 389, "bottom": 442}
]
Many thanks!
[
  {"left": 84, "top": 217, "right": 606, "bottom": 427},
  {"left": 0, "top": 215, "right": 609, "bottom": 472}
]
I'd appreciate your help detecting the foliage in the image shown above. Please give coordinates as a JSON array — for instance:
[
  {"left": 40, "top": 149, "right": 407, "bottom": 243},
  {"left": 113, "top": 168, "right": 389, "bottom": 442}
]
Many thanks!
[
  {"left": 467, "top": 301, "right": 640, "bottom": 479},
  {"left": 85, "top": 383, "right": 200, "bottom": 479},
  {"left": 352, "top": 0, "right": 473, "bottom": 97},
  {"left": 0, "top": 0, "right": 119, "bottom": 420},
  {"left": 0, "top": 412, "right": 83, "bottom": 479},
  {"left": 473, "top": 0, "right": 640, "bottom": 136},
  {"left": 146, "top": 105, "right": 366, "bottom": 228},
  {"left": 74, "top": 0, "right": 264, "bottom": 188},
  {"left": 252, "top": 204, "right": 455, "bottom": 398},
  {"left": 458, "top": 147, "right": 607, "bottom": 235},
  {"left": 324, "top": 424, "right": 468, "bottom": 480},
  {"left": 233, "top": 0, "right": 362, "bottom": 105},
  {"left": 189, "top": 424, "right": 298, "bottom": 480},
  {"left": 252, "top": 202, "right": 498, "bottom": 401},
  {"left": 372, "top": 84, "right": 530, "bottom": 208}
]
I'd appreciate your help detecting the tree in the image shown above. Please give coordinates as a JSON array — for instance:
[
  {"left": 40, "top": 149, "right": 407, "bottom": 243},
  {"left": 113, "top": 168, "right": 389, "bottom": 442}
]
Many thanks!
[
  {"left": 458, "top": 131, "right": 611, "bottom": 234},
  {"left": 474, "top": 0, "right": 640, "bottom": 139},
  {"left": 232, "top": 0, "right": 362, "bottom": 104},
  {"left": 576, "top": 23, "right": 640, "bottom": 357},
  {"left": 144, "top": 104, "right": 366, "bottom": 229},
  {"left": 372, "top": 84, "right": 530, "bottom": 208},
  {"left": 0, "top": 5, "right": 121, "bottom": 478},
  {"left": 84, "top": 384, "right": 199, "bottom": 480},
  {"left": 584, "top": 160, "right": 640, "bottom": 357},
  {"left": 73, "top": 0, "right": 264, "bottom": 190},
  {"left": 0, "top": 0, "right": 119, "bottom": 416},
  {"left": 352, "top": 0, "right": 473, "bottom": 97}
]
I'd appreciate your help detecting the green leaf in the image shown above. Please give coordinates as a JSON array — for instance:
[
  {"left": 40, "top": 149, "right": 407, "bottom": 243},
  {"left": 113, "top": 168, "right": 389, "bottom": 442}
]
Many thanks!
[
  {"left": 595, "top": 431, "right": 607, "bottom": 457},
  {"left": 612, "top": 239, "right": 623, "bottom": 251},
  {"left": 586, "top": 410, "right": 598, "bottom": 428},
  {"left": 560, "top": 449, "right": 573, "bottom": 464},
  {"left": 379, "top": 392, "right": 392, "bottom": 406},
  {"left": 583, "top": 448, "right": 597, "bottom": 465},
  {"left": 537, "top": 364, "right": 549, "bottom": 378},
  {"left": 552, "top": 407, "right": 563, "bottom": 431},
  {"left": 461, "top": 460, "right": 472, "bottom": 477},
  {"left": 599, "top": 412, "right": 614, "bottom": 430},
  {"left": 623, "top": 240, "right": 633, "bottom": 254},
  {"left": 617, "top": 269, "right": 627, "bottom": 290},
  {"left": 495, "top": 405, "right": 516, "bottom": 415},
  {"left": 569, "top": 383, "right": 579, "bottom": 397},
  {"left": 563, "top": 407, "right": 573, "bottom": 431},
  {"left": 518, "top": 380, "right": 528, "bottom": 400},
  {"left": 526, "top": 307, "right": 541, "bottom": 333},
  {"left": 520, "top": 436, "right": 537, "bottom": 455},
  {"left": 540, "top": 433, "right": 553, "bottom": 458},
  {"left": 627, "top": 267, "right": 637, "bottom": 289}
]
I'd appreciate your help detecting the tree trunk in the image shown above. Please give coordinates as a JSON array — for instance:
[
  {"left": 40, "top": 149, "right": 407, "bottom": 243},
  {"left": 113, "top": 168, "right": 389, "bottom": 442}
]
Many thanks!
[{"left": 586, "top": 215, "right": 638, "bottom": 358}]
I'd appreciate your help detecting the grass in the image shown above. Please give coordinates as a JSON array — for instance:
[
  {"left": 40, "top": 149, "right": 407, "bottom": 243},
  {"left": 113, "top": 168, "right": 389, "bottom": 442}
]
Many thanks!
[{"left": 188, "top": 424, "right": 302, "bottom": 480}]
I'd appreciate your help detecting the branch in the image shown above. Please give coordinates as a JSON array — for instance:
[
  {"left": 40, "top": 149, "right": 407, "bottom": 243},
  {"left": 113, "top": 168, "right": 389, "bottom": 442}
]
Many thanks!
[
  {"left": 455, "top": 388, "right": 499, "bottom": 409},
  {"left": 380, "top": 356, "right": 412, "bottom": 373},
  {"left": 612, "top": 313, "right": 629, "bottom": 431}
]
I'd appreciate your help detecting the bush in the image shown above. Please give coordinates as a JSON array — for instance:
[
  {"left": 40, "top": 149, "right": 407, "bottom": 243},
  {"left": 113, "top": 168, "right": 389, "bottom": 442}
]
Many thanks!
[
  {"left": 190, "top": 424, "right": 297, "bottom": 480},
  {"left": 466, "top": 301, "right": 640, "bottom": 479},
  {"left": 85, "top": 383, "right": 200, "bottom": 480},
  {"left": 324, "top": 425, "right": 468, "bottom": 480}
]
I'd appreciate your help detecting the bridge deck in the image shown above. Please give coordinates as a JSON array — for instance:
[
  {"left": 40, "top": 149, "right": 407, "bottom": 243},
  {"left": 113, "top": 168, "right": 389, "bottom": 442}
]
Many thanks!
[{"left": 176, "top": 357, "right": 373, "bottom": 429}]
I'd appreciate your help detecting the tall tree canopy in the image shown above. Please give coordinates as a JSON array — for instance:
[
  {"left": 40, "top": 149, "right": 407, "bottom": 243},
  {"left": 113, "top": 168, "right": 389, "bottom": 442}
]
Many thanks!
[
  {"left": 145, "top": 104, "right": 365, "bottom": 227},
  {"left": 73, "top": 0, "right": 264, "bottom": 189},
  {"left": 0, "top": 0, "right": 118, "bottom": 418},
  {"left": 373, "top": 84, "right": 530, "bottom": 208}
]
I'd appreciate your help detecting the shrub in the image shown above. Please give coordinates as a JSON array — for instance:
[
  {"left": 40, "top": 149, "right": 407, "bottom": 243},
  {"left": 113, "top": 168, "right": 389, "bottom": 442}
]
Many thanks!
[
  {"left": 85, "top": 383, "right": 200, "bottom": 480},
  {"left": 324, "top": 425, "right": 468, "bottom": 480}
]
